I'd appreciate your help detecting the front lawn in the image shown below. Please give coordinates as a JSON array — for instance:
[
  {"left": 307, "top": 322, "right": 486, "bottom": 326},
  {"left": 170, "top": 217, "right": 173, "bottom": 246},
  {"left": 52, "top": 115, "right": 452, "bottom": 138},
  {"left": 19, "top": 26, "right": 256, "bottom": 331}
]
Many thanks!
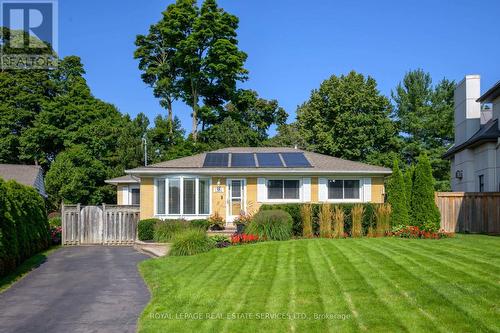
[{"left": 138, "top": 235, "right": 500, "bottom": 332}]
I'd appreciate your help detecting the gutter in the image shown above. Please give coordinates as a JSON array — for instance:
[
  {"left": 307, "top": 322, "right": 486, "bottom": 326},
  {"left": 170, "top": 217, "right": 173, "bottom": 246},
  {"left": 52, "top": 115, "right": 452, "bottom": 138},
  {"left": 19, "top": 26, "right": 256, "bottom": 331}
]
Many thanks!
[{"left": 125, "top": 168, "right": 392, "bottom": 176}]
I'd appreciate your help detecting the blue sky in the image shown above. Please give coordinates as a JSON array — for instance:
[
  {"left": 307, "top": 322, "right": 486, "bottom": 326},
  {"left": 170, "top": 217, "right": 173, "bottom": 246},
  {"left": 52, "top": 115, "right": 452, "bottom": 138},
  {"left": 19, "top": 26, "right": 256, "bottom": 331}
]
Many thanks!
[{"left": 59, "top": 0, "right": 500, "bottom": 133}]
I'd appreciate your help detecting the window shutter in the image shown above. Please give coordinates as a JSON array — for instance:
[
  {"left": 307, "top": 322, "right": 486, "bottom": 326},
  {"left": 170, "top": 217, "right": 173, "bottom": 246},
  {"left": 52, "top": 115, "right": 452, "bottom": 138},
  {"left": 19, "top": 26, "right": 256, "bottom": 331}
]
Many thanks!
[
  {"left": 318, "top": 178, "right": 327, "bottom": 202},
  {"left": 257, "top": 178, "right": 266, "bottom": 202},
  {"left": 302, "top": 178, "right": 311, "bottom": 202},
  {"left": 363, "top": 178, "right": 372, "bottom": 202}
]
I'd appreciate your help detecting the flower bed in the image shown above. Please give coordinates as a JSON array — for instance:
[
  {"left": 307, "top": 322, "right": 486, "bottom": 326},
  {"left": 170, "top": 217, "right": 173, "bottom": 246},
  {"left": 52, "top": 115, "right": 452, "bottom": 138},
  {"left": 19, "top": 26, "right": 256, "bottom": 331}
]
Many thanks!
[
  {"left": 231, "top": 233, "right": 259, "bottom": 244},
  {"left": 392, "top": 226, "right": 453, "bottom": 239}
]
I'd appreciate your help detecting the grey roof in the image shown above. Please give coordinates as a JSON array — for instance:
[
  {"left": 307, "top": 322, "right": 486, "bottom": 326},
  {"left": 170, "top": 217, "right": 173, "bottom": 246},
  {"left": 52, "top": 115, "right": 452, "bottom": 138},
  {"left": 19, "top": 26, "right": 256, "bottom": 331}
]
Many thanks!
[
  {"left": 477, "top": 80, "right": 500, "bottom": 102},
  {"left": 126, "top": 147, "right": 391, "bottom": 175},
  {"left": 105, "top": 175, "right": 140, "bottom": 184},
  {"left": 443, "top": 119, "right": 500, "bottom": 158},
  {"left": 0, "top": 164, "right": 47, "bottom": 197}
]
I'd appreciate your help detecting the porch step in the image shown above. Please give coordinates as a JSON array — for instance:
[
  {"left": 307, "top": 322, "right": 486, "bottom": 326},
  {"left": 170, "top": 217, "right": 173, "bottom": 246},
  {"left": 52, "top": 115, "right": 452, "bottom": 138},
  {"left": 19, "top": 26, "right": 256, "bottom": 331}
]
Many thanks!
[{"left": 207, "top": 228, "right": 237, "bottom": 237}]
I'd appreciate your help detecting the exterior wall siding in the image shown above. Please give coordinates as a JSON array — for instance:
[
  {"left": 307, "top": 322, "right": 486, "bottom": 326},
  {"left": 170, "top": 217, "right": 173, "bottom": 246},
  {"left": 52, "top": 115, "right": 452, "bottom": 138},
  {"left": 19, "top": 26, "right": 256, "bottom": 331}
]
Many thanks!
[
  {"left": 246, "top": 177, "right": 259, "bottom": 215},
  {"left": 371, "top": 177, "right": 385, "bottom": 203},
  {"left": 117, "top": 186, "right": 124, "bottom": 205},
  {"left": 140, "top": 177, "right": 154, "bottom": 220},
  {"left": 311, "top": 177, "right": 319, "bottom": 202},
  {"left": 211, "top": 177, "right": 227, "bottom": 220}
]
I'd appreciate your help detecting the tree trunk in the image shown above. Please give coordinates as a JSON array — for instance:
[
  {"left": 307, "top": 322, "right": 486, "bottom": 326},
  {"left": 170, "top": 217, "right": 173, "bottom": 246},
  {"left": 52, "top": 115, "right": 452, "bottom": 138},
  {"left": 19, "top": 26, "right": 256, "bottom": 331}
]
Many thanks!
[
  {"left": 191, "top": 87, "right": 198, "bottom": 142},
  {"left": 166, "top": 98, "right": 173, "bottom": 135}
]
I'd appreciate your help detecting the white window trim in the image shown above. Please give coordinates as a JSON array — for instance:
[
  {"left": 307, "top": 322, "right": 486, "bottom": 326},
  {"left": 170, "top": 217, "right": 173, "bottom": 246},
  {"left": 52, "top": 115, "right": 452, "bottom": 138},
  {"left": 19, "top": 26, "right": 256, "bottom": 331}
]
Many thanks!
[
  {"left": 324, "top": 177, "right": 364, "bottom": 203},
  {"left": 154, "top": 176, "right": 212, "bottom": 219},
  {"left": 263, "top": 177, "right": 303, "bottom": 203}
]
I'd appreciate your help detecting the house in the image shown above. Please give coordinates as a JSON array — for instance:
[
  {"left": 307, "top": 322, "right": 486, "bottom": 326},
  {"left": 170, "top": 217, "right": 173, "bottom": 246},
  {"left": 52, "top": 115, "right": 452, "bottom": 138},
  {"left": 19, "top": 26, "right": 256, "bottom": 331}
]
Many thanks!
[
  {"left": 108, "top": 147, "right": 391, "bottom": 225},
  {"left": 443, "top": 75, "right": 500, "bottom": 192},
  {"left": 0, "top": 164, "right": 47, "bottom": 197},
  {"left": 105, "top": 175, "right": 141, "bottom": 205}
]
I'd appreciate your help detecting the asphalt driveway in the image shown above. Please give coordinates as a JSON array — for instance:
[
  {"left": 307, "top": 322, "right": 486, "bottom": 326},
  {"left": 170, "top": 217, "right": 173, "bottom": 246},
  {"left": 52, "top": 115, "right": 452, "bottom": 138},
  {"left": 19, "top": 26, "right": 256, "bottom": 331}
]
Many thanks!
[{"left": 0, "top": 247, "right": 150, "bottom": 333}]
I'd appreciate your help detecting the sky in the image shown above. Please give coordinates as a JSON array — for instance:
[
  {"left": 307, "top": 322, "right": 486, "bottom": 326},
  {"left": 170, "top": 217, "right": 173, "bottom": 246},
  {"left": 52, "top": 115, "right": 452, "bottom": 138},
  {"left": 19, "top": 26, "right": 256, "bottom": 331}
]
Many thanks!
[{"left": 59, "top": 0, "right": 500, "bottom": 133}]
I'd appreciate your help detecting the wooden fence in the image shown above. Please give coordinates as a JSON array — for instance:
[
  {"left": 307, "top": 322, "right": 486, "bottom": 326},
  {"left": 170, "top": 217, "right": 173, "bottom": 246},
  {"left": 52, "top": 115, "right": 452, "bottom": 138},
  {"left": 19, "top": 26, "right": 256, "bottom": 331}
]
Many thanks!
[
  {"left": 61, "top": 204, "right": 140, "bottom": 245},
  {"left": 435, "top": 192, "right": 500, "bottom": 234}
]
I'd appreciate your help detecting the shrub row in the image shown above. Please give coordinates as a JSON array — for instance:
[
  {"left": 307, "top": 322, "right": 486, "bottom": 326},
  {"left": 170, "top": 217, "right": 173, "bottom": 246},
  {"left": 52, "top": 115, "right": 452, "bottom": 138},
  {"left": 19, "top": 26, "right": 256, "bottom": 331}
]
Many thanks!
[
  {"left": 260, "top": 203, "right": 378, "bottom": 236},
  {"left": 246, "top": 210, "right": 293, "bottom": 241},
  {"left": 0, "top": 178, "right": 50, "bottom": 277},
  {"left": 137, "top": 218, "right": 210, "bottom": 242}
]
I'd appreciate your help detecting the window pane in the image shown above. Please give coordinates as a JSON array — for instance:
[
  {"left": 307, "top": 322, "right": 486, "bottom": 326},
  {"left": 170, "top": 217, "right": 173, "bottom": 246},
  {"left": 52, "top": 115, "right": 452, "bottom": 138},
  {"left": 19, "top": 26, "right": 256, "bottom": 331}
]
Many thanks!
[
  {"left": 157, "top": 180, "right": 165, "bottom": 214},
  {"left": 168, "top": 179, "right": 180, "bottom": 214},
  {"left": 231, "top": 180, "right": 241, "bottom": 198},
  {"left": 199, "top": 179, "right": 210, "bottom": 214},
  {"left": 183, "top": 179, "right": 196, "bottom": 214},
  {"left": 267, "top": 180, "right": 283, "bottom": 199},
  {"left": 344, "top": 180, "right": 360, "bottom": 199},
  {"left": 328, "top": 180, "right": 343, "bottom": 199},
  {"left": 131, "top": 188, "right": 140, "bottom": 205},
  {"left": 284, "top": 180, "right": 300, "bottom": 199}
]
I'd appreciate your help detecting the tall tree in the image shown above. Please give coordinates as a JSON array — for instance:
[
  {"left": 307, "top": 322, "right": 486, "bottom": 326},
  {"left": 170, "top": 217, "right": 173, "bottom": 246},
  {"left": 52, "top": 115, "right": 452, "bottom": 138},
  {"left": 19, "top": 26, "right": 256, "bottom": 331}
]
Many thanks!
[
  {"left": 403, "top": 165, "right": 415, "bottom": 217},
  {"left": 295, "top": 71, "right": 397, "bottom": 165},
  {"left": 176, "top": 0, "right": 248, "bottom": 140},
  {"left": 392, "top": 69, "right": 454, "bottom": 190},
  {"left": 410, "top": 154, "right": 441, "bottom": 231},
  {"left": 386, "top": 160, "right": 409, "bottom": 226}
]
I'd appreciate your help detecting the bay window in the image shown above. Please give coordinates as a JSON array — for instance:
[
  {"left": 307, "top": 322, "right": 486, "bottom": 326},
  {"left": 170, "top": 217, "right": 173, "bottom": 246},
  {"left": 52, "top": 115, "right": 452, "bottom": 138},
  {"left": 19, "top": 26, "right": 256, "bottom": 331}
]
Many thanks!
[
  {"left": 267, "top": 179, "right": 300, "bottom": 200},
  {"left": 328, "top": 179, "right": 360, "bottom": 200},
  {"left": 155, "top": 177, "right": 210, "bottom": 216}
]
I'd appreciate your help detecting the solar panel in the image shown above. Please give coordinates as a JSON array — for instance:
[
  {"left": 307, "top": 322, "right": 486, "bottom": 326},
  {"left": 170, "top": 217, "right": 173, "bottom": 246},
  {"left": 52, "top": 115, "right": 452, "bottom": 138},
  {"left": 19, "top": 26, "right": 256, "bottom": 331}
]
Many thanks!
[
  {"left": 281, "top": 152, "right": 311, "bottom": 167},
  {"left": 231, "top": 153, "right": 256, "bottom": 167},
  {"left": 203, "top": 153, "right": 229, "bottom": 167},
  {"left": 256, "top": 153, "right": 283, "bottom": 167}
]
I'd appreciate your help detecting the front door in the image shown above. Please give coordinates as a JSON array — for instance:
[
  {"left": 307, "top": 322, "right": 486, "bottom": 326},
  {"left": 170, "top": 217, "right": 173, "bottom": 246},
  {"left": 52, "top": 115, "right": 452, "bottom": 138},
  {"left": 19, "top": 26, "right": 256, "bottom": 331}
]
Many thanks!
[{"left": 227, "top": 179, "right": 245, "bottom": 224}]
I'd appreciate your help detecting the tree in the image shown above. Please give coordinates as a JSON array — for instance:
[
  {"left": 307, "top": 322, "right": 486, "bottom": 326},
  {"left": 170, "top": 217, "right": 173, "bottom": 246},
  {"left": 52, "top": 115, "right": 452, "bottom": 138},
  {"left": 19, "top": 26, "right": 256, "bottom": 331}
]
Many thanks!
[
  {"left": 296, "top": 71, "right": 397, "bottom": 165},
  {"left": 266, "top": 123, "right": 307, "bottom": 148},
  {"left": 392, "top": 69, "right": 454, "bottom": 190},
  {"left": 410, "top": 154, "right": 440, "bottom": 231},
  {"left": 403, "top": 165, "right": 415, "bottom": 217},
  {"left": 386, "top": 160, "right": 409, "bottom": 226},
  {"left": 176, "top": 0, "right": 248, "bottom": 140},
  {"left": 45, "top": 146, "right": 112, "bottom": 206}
]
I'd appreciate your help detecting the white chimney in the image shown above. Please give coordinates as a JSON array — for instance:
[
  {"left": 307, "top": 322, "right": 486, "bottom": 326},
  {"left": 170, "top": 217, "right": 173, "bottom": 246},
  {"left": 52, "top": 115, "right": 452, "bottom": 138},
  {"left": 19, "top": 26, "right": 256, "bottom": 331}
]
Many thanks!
[{"left": 454, "top": 75, "right": 481, "bottom": 145}]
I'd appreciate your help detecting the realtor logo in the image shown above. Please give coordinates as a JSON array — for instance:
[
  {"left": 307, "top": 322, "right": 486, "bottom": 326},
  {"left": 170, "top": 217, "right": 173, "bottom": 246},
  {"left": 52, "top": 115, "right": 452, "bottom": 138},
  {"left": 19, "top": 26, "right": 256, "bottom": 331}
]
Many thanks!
[{"left": 1, "top": 0, "right": 58, "bottom": 69}]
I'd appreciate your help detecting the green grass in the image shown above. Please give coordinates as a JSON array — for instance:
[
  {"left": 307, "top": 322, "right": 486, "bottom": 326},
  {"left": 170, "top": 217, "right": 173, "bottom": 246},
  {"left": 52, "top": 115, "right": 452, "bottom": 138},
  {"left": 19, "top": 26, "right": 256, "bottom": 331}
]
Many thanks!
[
  {"left": 138, "top": 235, "right": 500, "bottom": 333},
  {"left": 0, "top": 246, "right": 60, "bottom": 293}
]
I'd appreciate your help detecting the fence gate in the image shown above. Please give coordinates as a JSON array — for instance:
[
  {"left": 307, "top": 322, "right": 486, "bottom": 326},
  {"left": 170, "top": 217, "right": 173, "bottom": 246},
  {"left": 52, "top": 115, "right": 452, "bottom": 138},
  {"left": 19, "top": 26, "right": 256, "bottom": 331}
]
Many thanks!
[{"left": 61, "top": 204, "right": 140, "bottom": 245}]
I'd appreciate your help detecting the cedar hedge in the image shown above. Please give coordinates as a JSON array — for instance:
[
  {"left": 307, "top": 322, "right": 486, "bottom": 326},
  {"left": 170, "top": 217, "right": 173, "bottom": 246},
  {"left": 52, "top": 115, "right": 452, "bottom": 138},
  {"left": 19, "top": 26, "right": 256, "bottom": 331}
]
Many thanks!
[
  {"left": 259, "top": 203, "right": 377, "bottom": 236},
  {"left": 0, "top": 178, "right": 50, "bottom": 278}
]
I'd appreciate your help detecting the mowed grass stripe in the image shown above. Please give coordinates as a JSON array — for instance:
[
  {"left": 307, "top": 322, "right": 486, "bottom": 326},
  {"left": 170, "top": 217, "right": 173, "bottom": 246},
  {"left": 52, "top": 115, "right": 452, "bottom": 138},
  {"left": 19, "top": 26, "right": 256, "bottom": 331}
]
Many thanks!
[
  {"left": 430, "top": 238, "right": 500, "bottom": 262},
  {"left": 309, "top": 240, "right": 358, "bottom": 332},
  {"left": 364, "top": 239, "right": 499, "bottom": 332},
  {"left": 342, "top": 240, "right": 442, "bottom": 333},
  {"left": 316, "top": 240, "right": 367, "bottom": 332},
  {"left": 223, "top": 243, "right": 281, "bottom": 332},
  {"left": 380, "top": 239, "right": 500, "bottom": 287},
  {"left": 325, "top": 240, "right": 408, "bottom": 332}
]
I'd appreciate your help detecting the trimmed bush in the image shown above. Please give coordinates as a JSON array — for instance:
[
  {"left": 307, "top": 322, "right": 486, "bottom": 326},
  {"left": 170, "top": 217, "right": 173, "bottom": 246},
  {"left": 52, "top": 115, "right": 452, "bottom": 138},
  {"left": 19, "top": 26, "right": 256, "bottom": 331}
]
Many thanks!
[
  {"left": 246, "top": 210, "right": 293, "bottom": 241},
  {"left": 138, "top": 218, "right": 160, "bottom": 241},
  {"left": 190, "top": 219, "right": 211, "bottom": 230},
  {"left": 300, "top": 204, "right": 313, "bottom": 238},
  {"left": 0, "top": 178, "right": 50, "bottom": 278},
  {"left": 48, "top": 216, "right": 61, "bottom": 228},
  {"left": 318, "top": 204, "right": 332, "bottom": 238},
  {"left": 404, "top": 165, "right": 415, "bottom": 216},
  {"left": 411, "top": 154, "right": 441, "bottom": 231},
  {"left": 387, "top": 160, "right": 409, "bottom": 227},
  {"left": 153, "top": 219, "right": 191, "bottom": 242},
  {"left": 170, "top": 229, "right": 214, "bottom": 256}
]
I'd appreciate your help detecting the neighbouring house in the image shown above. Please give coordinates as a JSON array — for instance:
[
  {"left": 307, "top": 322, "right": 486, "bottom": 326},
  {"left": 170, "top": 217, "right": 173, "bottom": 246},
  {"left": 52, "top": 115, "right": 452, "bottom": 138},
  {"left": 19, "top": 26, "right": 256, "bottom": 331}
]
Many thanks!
[
  {"left": 0, "top": 164, "right": 47, "bottom": 197},
  {"left": 443, "top": 75, "right": 500, "bottom": 192},
  {"left": 107, "top": 147, "right": 391, "bottom": 225},
  {"left": 104, "top": 175, "right": 140, "bottom": 205}
]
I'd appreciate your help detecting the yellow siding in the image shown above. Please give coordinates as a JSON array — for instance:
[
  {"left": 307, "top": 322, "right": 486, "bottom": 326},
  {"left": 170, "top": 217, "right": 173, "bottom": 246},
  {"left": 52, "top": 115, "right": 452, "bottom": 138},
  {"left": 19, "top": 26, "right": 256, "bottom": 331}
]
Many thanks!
[
  {"left": 246, "top": 177, "right": 260, "bottom": 215},
  {"left": 211, "top": 177, "right": 226, "bottom": 221},
  {"left": 140, "top": 177, "right": 154, "bottom": 220},
  {"left": 311, "top": 177, "right": 318, "bottom": 203},
  {"left": 371, "top": 177, "right": 385, "bottom": 203},
  {"left": 117, "top": 186, "right": 124, "bottom": 205}
]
